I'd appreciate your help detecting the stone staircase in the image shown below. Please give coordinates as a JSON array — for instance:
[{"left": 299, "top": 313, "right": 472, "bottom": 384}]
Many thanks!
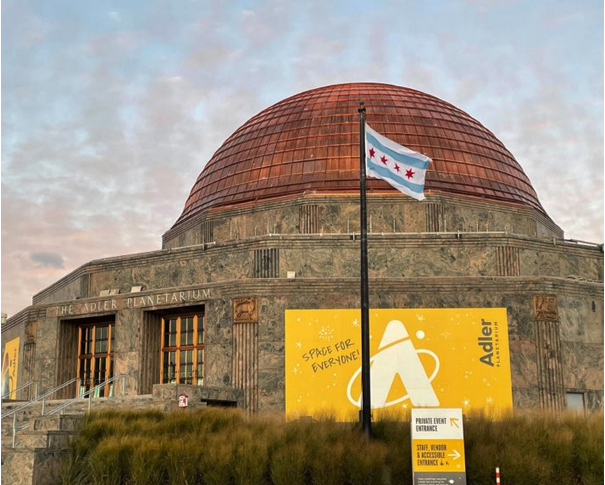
[
  {"left": 1, "top": 384, "right": 243, "bottom": 485},
  {"left": 0, "top": 395, "right": 165, "bottom": 485},
  {"left": 1, "top": 414, "right": 83, "bottom": 485}
]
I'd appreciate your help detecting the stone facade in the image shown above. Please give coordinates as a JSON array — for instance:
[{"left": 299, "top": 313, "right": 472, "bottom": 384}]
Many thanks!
[
  {"left": 162, "top": 194, "right": 563, "bottom": 250},
  {"left": 2, "top": 194, "right": 603, "bottom": 414}
]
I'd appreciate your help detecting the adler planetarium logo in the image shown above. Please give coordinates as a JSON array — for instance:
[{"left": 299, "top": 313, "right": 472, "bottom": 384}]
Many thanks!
[{"left": 346, "top": 319, "right": 440, "bottom": 408}]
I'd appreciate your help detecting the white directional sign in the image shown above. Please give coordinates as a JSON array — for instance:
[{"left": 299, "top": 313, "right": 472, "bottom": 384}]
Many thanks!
[{"left": 411, "top": 408, "right": 467, "bottom": 485}]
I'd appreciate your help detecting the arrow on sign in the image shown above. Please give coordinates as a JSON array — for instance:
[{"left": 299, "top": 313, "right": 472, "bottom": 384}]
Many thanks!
[
  {"left": 449, "top": 417, "right": 460, "bottom": 428},
  {"left": 448, "top": 450, "right": 461, "bottom": 460}
]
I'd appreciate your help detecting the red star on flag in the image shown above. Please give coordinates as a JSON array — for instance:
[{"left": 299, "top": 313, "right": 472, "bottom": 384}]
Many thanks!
[
  {"left": 394, "top": 163, "right": 400, "bottom": 173},
  {"left": 405, "top": 168, "right": 415, "bottom": 179},
  {"left": 369, "top": 147, "right": 375, "bottom": 158},
  {"left": 380, "top": 155, "right": 388, "bottom": 165}
]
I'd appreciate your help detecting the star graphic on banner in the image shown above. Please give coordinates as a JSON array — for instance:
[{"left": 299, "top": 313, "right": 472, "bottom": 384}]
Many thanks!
[
  {"left": 380, "top": 155, "right": 388, "bottom": 165},
  {"left": 394, "top": 163, "right": 400, "bottom": 173},
  {"left": 405, "top": 168, "right": 415, "bottom": 179},
  {"left": 369, "top": 147, "right": 375, "bottom": 158}
]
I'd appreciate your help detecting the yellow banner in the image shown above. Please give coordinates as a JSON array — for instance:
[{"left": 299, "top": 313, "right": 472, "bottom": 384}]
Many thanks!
[
  {"left": 285, "top": 309, "right": 512, "bottom": 420},
  {"left": 1, "top": 337, "right": 20, "bottom": 399}
]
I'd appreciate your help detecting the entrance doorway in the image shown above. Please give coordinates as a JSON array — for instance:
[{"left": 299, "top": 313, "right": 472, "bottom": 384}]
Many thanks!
[{"left": 78, "top": 322, "right": 114, "bottom": 396}]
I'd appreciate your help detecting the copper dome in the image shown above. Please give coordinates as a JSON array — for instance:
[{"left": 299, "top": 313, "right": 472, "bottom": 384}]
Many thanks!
[{"left": 172, "top": 82, "right": 546, "bottom": 229}]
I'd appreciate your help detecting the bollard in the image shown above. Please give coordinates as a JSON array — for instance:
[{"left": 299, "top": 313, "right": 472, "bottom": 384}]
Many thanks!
[{"left": 496, "top": 467, "right": 500, "bottom": 484}]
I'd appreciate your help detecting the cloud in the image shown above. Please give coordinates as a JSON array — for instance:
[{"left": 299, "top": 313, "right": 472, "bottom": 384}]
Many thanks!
[
  {"left": 108, "top": 11, "right": 121, "bottom": 22},
  {"left": 30, "top": 252, "right": 65, "bottom": 268},
  {"left": 1, "top": 0, "right": 602, "bottom": 318}
]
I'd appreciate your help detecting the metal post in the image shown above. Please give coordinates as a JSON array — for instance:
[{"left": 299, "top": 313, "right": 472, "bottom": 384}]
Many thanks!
[
  {"left": 34, "top": 382, "right": 39, "bottom": 399},
  {"left": 12, "top": 413, "right": 17, "bottom": 448},
  {"left": 42, "top": 398, "right": 45, "bottom": 416},
  {"left": 358, "top": 101, "right": 372, "bottom": 437},
  {"left": 122, "top": 376, "right": 126, "bottom": 396}
]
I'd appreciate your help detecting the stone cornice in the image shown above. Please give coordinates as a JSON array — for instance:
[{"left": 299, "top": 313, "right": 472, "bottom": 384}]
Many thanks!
[
  {"left": 30, "top": 232, "right": 603, "bottom": 308},
  {"left": 5, "top": 276, "right": 598, "bottom": 328}
]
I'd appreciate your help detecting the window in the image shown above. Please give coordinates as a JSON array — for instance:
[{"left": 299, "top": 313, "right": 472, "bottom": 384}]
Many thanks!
[
  {"left": 160, "top": 313, "right": 204, "bottom": 385},
  {"left": 566, "top": 392, "right": 585, "bottom": 412},
  {"left": 78, "top": 322, "right": 114, "bottom": 397}
]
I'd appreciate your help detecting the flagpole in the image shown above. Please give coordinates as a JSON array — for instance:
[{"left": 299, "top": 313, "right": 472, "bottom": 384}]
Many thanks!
[{"left": 358, "top": 100, "right": 372, "bottom": 437}]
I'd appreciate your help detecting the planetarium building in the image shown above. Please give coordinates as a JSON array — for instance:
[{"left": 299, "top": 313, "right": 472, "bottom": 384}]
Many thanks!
[{"left": 2, "top": 83, "right": 603, "bottom": 416}]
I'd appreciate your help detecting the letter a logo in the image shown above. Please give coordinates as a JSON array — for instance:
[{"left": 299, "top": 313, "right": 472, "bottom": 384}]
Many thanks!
[{"left": 347, "top": 320, "right": 440, "bottom": 408}]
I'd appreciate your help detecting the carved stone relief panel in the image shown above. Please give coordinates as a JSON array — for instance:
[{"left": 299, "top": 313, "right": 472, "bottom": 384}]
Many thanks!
[
  {"left": 233, "top": 297, "right": 258, "bottom": 324},
  {"left": 533, "top": 295, "right": 558, "bottom": 322}
]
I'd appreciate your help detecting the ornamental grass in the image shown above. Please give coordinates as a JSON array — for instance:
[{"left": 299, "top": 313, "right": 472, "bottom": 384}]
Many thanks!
[{"left": 60, "top": 408, "right": 603, "bottom": 485}]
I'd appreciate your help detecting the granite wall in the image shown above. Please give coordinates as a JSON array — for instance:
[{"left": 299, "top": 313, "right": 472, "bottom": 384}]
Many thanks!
[
  {"left": 162, "top": 193, "right": 564, "bottom": 249},
  {"left": 30, "top": 233, "right": 601, "bottom": 307},
  {"left": 3, "top": 196, "right": 602, "bottom": 414},
  {"left": 10, "top": 273, "right": 602, "bottom": 413}
]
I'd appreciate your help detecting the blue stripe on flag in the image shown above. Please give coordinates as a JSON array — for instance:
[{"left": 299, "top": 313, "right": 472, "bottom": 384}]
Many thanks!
[
  {"left": 366, "top": 131, "right": 430, "bottom": 170},
  {"left": 367, "top": 158, "right": 424, "bottom": 193}
]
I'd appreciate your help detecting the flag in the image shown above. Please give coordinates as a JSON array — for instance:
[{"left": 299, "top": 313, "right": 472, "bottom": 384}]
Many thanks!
[{"left": 365, "top": 123, "right": 432, "bottom": 201}]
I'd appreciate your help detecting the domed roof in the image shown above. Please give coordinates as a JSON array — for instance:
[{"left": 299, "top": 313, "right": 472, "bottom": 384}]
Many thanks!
[{"left": 172, "top": 82, "right": 547, "bottom": 229}]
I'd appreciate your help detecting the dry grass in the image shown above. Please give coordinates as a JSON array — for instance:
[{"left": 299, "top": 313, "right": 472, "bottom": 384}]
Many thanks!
[{"left": 60, "top": 408, "right": 603, "bottom": 485}]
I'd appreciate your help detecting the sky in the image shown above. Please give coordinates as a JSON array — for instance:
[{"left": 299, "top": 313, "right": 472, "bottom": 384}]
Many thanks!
[{"left": 2, "top": 0, "right": 603, "bottom": 317}]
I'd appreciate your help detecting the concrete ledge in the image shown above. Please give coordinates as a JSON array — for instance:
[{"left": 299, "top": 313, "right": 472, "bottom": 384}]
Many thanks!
[{"left": 153, "top": 384, "right": 245, "bottom": 410}]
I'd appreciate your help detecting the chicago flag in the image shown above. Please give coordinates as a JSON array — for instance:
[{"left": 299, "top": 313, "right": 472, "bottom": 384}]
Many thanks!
[{"left": 365, "top": 123, "right": 432, "bottom": 201}]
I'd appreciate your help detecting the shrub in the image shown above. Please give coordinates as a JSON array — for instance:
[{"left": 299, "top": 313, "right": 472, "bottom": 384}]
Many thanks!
[
  {"left": 59, "top": 447, "right": 91, "bottom": 485},
  {"left": 308, "top": 437, "right": 347, "bottom": 485},
  {"left": 165, "top": 438, "right": 200, "bottom": 485},
  {"left": 129, "top": 438, "right": 166, "bottom": 485},
  {"left": 61, "top": 408, "right": 604, "bottom": 485},
  {"left": 198, "top": 432, "right": 235, "bottom": 485},
  {"left": 232, "top": 428, "right": 270, "bottom": 485},
  {"left": 372, "top": 419, "right": 411, "bottom": 485},
  {"left": 345, "top": 434, "right": 387, "bottom": 485},
  {"left": 86, "top": 436, "right": 135, "bottom": 485},
  {"left": 270, "top": 441, "right": 306, "bottom": 485}
]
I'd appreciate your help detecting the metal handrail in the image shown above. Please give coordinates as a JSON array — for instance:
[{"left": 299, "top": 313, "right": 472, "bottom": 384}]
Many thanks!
[
  {"left": 1, "top": 381, "right": 38, "bottom": 401},
  {"left": 7, "top": 374, "right": 126, "bottom": 448},
  {"left": 1, "top": 377, "right": 79, "bottom": 420},
  {"left": 48, "top": 373, "right": 127, "bottom": 416}
]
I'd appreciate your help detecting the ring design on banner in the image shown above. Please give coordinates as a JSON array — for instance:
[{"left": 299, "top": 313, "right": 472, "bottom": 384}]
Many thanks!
[{"left": 346, "top": 320, "right": 441, "bottom": 408}]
